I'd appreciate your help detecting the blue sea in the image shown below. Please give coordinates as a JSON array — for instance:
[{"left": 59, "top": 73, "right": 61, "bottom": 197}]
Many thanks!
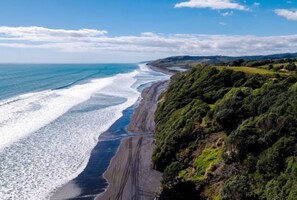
[{"left": 0, "top": 63, "right": 168, "bottom": 199}]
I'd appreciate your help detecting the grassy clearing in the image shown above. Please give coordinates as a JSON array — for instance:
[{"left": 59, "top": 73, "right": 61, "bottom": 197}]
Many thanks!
[
  {"left": 192, "top": 147, "right": 222, "bottom": 181},
  {"left": 178, "top": 147, "right": 222, "bottom": 181},
  {"left": 214, "top": 66, "right": 275, "bottom": 75}
]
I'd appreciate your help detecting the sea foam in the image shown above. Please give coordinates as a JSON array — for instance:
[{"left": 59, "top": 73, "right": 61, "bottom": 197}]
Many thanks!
[
  {"left": 0, "top": 64, "right": 168, "bottom": 200},
  {"left": 0, "top": 75, "right": 115, "bottom": 151}
]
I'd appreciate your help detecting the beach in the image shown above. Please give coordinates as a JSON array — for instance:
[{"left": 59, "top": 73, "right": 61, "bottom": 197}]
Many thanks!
[
  {"left": 96, "top": 80, "right": 169, "bottom": 200},
  {"left": 147, "top": 65, "right": 175, "bottom": 76},
  {"left": 127, "top": 80, "right": 169, "bottom": 134},
  {"left": 48, "top": 66, "right": 170, "bottom": 200},
  {"left": 0, "top": 64, "right": 146, "bottom": 200}
]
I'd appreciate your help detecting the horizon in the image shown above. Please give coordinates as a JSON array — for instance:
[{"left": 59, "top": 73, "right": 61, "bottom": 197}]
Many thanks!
[
  {"left": 1, "top": 0, "right": 297, "bottom": 62},
  {"left": 0, "top": 51, "right": 297, "bottom": 64}
]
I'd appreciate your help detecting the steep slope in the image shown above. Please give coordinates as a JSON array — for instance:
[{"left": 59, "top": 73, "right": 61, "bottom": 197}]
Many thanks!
[{"left": 153, "top": 66, "right": 297, "bottom": 200}]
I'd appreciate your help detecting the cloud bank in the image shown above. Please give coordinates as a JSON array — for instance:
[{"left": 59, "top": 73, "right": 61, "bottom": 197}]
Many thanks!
[
  {"left": 0, "top": 26, "right": 297, "bottom": 61},
  {"left": 174, "top": 0, "right": 247, "bottom": 10},
  {"left": 0, "top": 26, "right": 107, "bottom": 41},
  {"left": 275, "top": 9, "right": 297, "bottom": 21}
]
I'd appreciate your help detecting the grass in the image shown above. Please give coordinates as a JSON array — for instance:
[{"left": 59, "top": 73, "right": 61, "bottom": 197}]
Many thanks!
[
  {"left": 192, "top": 147, "right": 222, "bottom": 181},
  {"left": 259, "top": 62, "right": 297, "bottom": 69},
  {"left": 214, "top": 66, "right": 276, "bottom": 75},
  {"left": 209, "top": 104, "right": 216, "bottom": 109},
  {"left": 178, "top": 147, "right": 222, "bottom": 181},
  {"left": 213, "top": 195, "right": 221, "bottom": 200},
  {"left": 178, "top": 170, "right": 188, "bottom": 179}
]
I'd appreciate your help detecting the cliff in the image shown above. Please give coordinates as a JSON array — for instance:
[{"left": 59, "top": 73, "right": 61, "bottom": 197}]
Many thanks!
[{"left": 153, "top": 65, "right": 297, "bottom": 200}]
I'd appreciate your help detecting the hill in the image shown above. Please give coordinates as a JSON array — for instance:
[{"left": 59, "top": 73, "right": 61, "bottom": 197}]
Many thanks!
[
  {"left": 153, "top": 64, "right": 297, "bottom": 200},
  {"left": 147, "top": 53, "right": 297, "bottom": 72}
]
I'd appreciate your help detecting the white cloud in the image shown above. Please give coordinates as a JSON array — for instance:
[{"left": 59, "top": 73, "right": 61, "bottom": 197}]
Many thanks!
[
  {"left": 175, "top": 0, "right": 247, "bottom": 10},
  {"left": 253, "top": 2, "right": 260, "bottom": 6},
  {"left": 275, "top": 9, "right": 297, "bottom": 21},
  {"left": 221, "top": 11, "right": 233, "bottom": 16},
  {"left": 0, "top": 26, "right": 297, "bottom": 61},
  {"left": 219, "top": 22, "right": 227, "bottom": 25},
  {"left": 0, "top": 26, "right": 107, "bottom": 42}
]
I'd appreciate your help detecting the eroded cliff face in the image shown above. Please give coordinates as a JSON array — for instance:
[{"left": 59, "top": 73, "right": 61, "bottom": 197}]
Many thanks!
[{"left": 153, "top": 65, "right": 297, "bottom": 200}]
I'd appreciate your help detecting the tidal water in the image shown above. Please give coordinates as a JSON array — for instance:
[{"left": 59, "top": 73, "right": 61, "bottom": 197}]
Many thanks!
[{"left": 0, "top": 63, "right": 168, "bottom": 199}]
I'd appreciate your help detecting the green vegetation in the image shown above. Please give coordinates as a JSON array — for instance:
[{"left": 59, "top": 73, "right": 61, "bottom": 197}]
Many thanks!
[
  {"left": 148, "top": 55, "right": 297, "bottom": 76},
  {"left": 215, "top": 66, "right": 276, "bottom": 75},
  {"left": 153, "top": 65, "right": 297, "bottom": 200},
  {"left": 193, "top": 147, "right": 222, "bottom": 180},
  {"left": 213, "top": 195, "right": 221, "bottom": 200},
  {"left": 221, "top": 58, "right": 297, "bottom": 74},
  {"left": 179, "top": 146, "right": 222, "bottom": 182}
]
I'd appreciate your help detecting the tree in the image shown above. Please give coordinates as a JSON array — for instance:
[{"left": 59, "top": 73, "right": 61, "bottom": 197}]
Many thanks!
[{"left": 285, "top": 63, "right": 296, "bottom": 71}]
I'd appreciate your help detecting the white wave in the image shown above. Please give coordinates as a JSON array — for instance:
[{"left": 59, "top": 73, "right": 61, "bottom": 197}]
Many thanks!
[
  {"left": 0, "top": 70, "right": 142, "bottom": 152},
  {"left": 132, "top": 63, "right": 170, "bottom": 91},
  {"left": 0, "top": 65, "right": 169, "bottom": 200},
  {"left": 138, "top": 63, "right": 150, "bottom": 72},
  {"left": 0, "top": 77, "right": 112, "bottom": 151}
]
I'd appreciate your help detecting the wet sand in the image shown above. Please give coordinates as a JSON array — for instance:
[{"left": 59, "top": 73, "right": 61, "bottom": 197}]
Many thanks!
[
  {"left": 51, "top": 79, "right": 169, "bottom": 200},
  {"left": 148, "top": 65, "right": 175, "bottom": 75},
  {"left": 96, "top": 81, "right": 168, "bottom": 200},
  {"left": 127, "top": 80, "right": 169, "bottom": 134},
  {"left": 51, "top": 106, "right": 133, "bottom": 200}
]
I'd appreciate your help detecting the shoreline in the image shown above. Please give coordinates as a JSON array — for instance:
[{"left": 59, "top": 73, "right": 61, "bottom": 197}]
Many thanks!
[
  {"left": 50, "top": 64, "right": 170, "bottom": 200},
  {"left": 51, "top": 106, "right": 133, "bottom": 200},
  {"left": 96, "top": 80, "right": 169, "bottom": 200},
  {"left": 127, "top": 80, "right": 169, "bottom": 134},
  {"left": 148, "top": 64, "right": 175, "bottom": 75}
]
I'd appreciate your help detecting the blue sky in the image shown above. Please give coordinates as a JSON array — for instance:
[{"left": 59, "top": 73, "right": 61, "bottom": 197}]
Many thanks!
[{"left": 0, "top": 0, "right": 297, "bottom": 63}]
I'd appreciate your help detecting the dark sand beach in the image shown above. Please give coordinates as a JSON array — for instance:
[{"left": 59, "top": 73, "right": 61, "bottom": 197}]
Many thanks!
[
  {"left": 127, "top": 80, "right": 169, "bottom": 134},
  {"left": 51, "top": 80, "right": 168, "bottom": 200},
  {"left": 96, "top": 80, "right": 168, "bottom": 200},
  {"left": 51, "top": 106, "right": 134, "bottom": 200}
]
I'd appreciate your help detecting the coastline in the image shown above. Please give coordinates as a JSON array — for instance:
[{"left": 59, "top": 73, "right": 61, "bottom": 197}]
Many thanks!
[
  {"left": 148, "top": 64, "right": 175, "bottom": 75},
  {"left": 96, "top": 80, "right": 169, "bottom": 200},
  {"left": 127, "top": 80, "right": 169, "bottom": 134},
  {"left": 50, "top": 64, "right": 170, "bottom": 200},
  {"left": 51, "top": 106, "right": 133, "bottom": 200}
]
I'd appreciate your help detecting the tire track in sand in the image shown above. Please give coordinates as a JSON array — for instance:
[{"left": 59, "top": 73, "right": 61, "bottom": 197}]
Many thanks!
[{"left": 115, "top": 137, "right": 133, "bottom": 200}]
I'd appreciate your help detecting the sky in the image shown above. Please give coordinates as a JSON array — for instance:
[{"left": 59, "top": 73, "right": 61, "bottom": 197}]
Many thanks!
[{"left": 0, "top": 0, "right": 297, "bottom": 63}]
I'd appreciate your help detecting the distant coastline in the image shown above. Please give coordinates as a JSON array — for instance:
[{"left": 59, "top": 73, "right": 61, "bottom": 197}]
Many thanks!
[{"left": 147, "top": 64, "right": 176, "bottom": 75}]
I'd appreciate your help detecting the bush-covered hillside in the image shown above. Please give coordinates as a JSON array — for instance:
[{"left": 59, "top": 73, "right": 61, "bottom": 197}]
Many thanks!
[
  {"left": 153, "top": 65, "right": 297, "bottom": 200},
  {"left": 147, "top": 53, "right": 297, "bottom": 71}
]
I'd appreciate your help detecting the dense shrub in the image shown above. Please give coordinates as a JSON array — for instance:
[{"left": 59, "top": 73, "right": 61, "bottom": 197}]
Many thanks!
[
  {"left": 153, "top": 65, "right": 297, "bottom": 199},
  {"left": 221, "top": 175, "right": 254, "bottom": 200}
]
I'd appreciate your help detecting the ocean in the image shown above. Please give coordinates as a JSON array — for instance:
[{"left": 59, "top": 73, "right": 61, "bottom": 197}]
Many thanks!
[{"left": 0, "top": 63, "right": 168, "bottom": 199}]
